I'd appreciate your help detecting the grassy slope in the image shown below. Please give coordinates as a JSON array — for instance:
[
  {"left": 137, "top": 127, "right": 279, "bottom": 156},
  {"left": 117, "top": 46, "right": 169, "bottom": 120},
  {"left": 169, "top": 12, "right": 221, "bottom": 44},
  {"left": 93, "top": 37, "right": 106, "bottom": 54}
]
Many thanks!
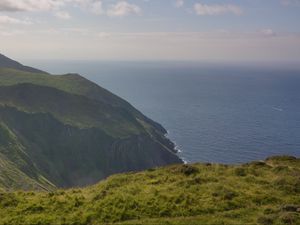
[
  {"left": 0, "top": 67, "right": 181, "bottom": 188},
  {"left": 0, "top": 122, "right": 55, "bottom": 191},
  {"left": 0, "top": 67, "right": 171, "bottom": 141},
  {"left": 0, "top": 156, "right": 299, "bottom": 225},
  {"left": 0, "top": 68, "right": 149, "bottom": 117},
  {"left": 0, "top": 68, "right": 124, "bottom": 106},
  {"left": 0, "top": 54, "right": 47, "bottom": 74},
  {"left": 0, "top": 83, "right": 144, "bottom": 137}
]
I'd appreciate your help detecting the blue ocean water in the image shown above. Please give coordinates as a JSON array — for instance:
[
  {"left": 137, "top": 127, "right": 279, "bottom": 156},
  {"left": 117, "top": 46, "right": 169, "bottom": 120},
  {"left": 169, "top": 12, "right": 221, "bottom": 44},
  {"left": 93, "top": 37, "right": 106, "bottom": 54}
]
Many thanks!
[{"left": 26, "top": 61, "right": 300, "bottom": 164}]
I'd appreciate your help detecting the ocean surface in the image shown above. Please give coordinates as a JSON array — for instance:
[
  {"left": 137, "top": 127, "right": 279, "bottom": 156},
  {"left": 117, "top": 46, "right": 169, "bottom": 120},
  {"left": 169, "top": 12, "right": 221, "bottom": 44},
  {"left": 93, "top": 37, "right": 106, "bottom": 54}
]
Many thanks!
[{"left": 26, "top": 60, "right": 300, "bottom": 164}]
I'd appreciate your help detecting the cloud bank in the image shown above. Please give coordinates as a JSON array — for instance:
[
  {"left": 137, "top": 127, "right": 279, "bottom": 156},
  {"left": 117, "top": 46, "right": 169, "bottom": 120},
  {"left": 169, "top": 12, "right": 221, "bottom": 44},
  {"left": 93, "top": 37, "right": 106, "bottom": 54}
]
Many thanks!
[
  {"left": 0, "top": 0, "right": 64, "bottom": 12},
  {"left": 0, "top": 0, "right": 140, "bottom": 17}
]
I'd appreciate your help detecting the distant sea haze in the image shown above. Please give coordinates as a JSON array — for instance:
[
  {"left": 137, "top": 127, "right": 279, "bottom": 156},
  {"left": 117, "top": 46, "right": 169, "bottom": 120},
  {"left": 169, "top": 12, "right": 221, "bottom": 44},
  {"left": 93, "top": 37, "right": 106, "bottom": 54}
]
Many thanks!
[{"left": 28, "top": 61, "right": 300, "bottom": 164}]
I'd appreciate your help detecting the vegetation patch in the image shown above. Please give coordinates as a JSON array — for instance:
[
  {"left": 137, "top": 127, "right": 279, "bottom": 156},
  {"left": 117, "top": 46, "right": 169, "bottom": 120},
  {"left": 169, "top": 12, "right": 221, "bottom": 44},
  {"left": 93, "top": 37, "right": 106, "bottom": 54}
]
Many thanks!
[{"left": 0, "top": 156, "right": 298, "bottom": 225}]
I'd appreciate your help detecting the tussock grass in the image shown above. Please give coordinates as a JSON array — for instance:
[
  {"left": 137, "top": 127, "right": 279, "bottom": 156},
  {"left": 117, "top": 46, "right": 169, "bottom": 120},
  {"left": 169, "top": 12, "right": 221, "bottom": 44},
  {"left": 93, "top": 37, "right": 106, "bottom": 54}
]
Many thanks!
[{"left": 0, "top": 156, "right": 299, "bottom": 225}]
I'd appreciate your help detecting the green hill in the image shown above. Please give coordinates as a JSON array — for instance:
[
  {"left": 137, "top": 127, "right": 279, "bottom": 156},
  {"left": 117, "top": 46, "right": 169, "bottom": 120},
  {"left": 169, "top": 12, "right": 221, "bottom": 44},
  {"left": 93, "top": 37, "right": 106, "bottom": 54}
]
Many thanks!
[
  {"left": 1, "top": 55, "right": 298, "bottom": 225},
  {"left": 0, "top": 54, "right": 182, "bottom": 190},
  {"left": 0, "top": 54, "right": 47, "bottom": 74},
  {"left": 0, "top": 156, "right": 299, "bottom": 225}
]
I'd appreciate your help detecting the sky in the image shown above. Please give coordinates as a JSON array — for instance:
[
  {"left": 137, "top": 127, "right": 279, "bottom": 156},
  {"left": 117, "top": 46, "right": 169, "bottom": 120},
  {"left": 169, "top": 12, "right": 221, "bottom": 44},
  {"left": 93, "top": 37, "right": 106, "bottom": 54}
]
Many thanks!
[{"left": 0, "top": 0, "right": 300, "bottom": 62}]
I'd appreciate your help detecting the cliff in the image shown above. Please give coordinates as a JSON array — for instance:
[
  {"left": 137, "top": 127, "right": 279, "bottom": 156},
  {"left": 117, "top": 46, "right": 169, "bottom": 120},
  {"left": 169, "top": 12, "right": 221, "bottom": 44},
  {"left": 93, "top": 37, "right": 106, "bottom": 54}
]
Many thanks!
[{"left": 0, "top": 54, "right": 182, "bottom": 189}]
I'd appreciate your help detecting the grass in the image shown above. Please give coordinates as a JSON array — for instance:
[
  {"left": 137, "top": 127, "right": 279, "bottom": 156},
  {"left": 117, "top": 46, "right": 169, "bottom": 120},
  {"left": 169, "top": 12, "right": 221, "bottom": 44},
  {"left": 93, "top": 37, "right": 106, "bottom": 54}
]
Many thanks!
[{"left": 0, "top": 156, "right": 299, "bottom": 225}]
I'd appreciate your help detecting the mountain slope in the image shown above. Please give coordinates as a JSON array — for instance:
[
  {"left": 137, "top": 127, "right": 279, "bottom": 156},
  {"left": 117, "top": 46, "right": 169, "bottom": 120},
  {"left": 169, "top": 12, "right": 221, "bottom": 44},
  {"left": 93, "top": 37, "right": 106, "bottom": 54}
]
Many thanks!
[
  {"left": 0, "top": 83, "right": 144, "bottom": 136},
  {"left": 0, "top": 156, "right": 299, "bottom": 225},
  {"left": 0, "top": 121, "right": 55, "bottom": 191},
  {"left": 0, "top": 68, "right": 167, "bottom": 134},
  {"left": 0, "top": 54, "right": 47, "bottom": 74},
  {"left": 0, "top": 54, "right": 182, "bottom": 189}
]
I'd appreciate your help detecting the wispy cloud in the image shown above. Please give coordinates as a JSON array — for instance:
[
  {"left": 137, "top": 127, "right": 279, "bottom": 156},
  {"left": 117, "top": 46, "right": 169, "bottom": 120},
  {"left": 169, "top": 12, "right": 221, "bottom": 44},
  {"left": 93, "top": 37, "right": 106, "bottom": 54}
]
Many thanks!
[
  {"left": 89, "top": 1, "right": 104, "bottom": 15},
  {"left": 280, "top": 0, "right": 300, "bottom": 6},
  {"left": 94, "top": 30, "right": 285, "bottom": 41},
  {"left": 54, "top": 11, "right": 71, "bottom": 20},
  {"left": 260, "top": 29, "right": 277, "bottom": 37},
  {"left": 107, "top": 1, "right": 141, "bottom": 17},
  {"left": 72, "top": 0, "right": 104, "bottom": 15},
  {"left": 175, "top": 0, "right": 184, "bottom": 8},
  {"left": 2, "top": 27, "right": 299, "bottom": 61},
  {"left": 0, "top": 15, "right": 32, "bottom": 25},
  {"left": 0, "top": 1, "right": 299, "bottom": 62},
  {"left": 194, "top": 3, "right": 243, "bottom": 16}
]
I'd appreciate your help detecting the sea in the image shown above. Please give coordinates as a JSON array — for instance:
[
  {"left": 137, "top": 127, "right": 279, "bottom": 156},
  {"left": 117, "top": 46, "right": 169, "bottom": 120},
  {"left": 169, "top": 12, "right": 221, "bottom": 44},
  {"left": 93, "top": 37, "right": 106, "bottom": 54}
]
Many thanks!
[{"left": 25, "top": 60, "right": 300, "bottom": 164}]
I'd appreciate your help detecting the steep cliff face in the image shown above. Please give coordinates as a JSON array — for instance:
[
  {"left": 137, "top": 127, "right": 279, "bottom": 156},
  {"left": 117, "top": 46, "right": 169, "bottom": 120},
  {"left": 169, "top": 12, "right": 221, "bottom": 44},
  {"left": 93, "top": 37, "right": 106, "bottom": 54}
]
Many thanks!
[{"left": 0, "top": 54, "right": 182, "bottom": 190}]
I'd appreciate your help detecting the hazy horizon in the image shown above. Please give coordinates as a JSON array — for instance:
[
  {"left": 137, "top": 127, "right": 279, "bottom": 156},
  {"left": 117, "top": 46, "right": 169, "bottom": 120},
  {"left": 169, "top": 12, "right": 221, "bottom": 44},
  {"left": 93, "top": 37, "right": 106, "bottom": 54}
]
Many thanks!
[
  {"left": 20, "top": 58, "right": 300, "bottom": 75},
  {"left": 1, "top": 0, "right": 300, "bottom": 62}
]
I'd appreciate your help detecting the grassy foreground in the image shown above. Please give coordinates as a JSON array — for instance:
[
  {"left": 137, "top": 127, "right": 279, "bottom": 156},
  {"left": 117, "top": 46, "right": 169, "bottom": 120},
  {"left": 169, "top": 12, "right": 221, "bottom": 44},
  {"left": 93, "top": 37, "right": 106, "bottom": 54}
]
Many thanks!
[{"left": 0, "top": 156, "right": 299, "bottom": 225}]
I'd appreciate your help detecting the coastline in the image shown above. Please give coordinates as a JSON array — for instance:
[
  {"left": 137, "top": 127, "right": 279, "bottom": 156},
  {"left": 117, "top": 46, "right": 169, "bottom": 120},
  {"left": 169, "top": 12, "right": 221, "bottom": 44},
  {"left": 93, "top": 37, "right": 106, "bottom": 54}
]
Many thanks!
[{"left": 165, "top": 130, "right": 188, "bottom": 164}]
